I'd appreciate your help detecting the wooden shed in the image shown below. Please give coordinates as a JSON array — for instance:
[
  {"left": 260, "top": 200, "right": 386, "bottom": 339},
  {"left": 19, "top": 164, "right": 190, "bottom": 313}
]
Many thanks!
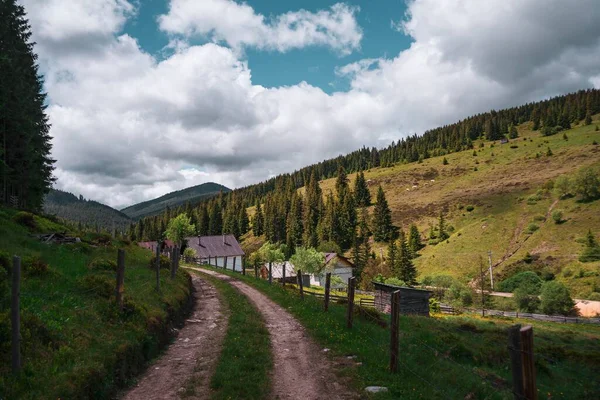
[{"left": 373, "top": 282, "right": 431, "bottom": 317}]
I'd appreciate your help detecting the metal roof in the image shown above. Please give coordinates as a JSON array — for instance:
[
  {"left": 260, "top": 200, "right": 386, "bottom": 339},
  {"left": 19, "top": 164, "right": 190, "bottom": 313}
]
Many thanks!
[{"left": 186, "top": 235, "right": 245, "bottom": 258}]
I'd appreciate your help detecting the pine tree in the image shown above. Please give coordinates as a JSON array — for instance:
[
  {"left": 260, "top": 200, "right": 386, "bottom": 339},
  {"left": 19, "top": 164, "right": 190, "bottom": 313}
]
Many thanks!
[
  {"left": 253, "top": 201, "right": 264, "bottom": 236},
  {"left": 353, "top": 170, "right": 371, "bottom": 207},
  {"left": 509, "top": 124, "right": 518, "bottom": 139},
  {"left": 408, "top": 224, "right": 423, "bottom": 257},
  {"left": 198, "top": 205, "right": 209, "bottom": 235},
  {"left": 0, "top": 0, "right": 55, "bottom": 209},
  {"left": 303, "top": 171, "right": 322, "bottom": 247},
  {"left": 438, "top": 212, "right": 449, "bottom": 241},
  {"left": 208, "top": 202, "right": 222, "bottom": 235},
  {"left": 372, "top": 186, "right": 394, "bottom": 242},
  {"left": 532, "top": 106, "right": 541, "bottom": 130},
  {"left": 396, "top": 230, "right": 417, "bottom": 285},
  {"left": 387, "top": 240, "right": 397, "bottom": 273},
  {"left": 352, "top": 208, "right": 371, "bottom": 283},
  {"left": 285, "top": 193, "right": 303, "bottom": 255}
]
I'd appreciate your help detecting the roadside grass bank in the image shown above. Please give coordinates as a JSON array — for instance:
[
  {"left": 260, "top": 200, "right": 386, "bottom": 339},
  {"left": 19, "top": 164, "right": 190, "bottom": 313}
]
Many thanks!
[
  {"left": 191, "top": 272, "right": 272, "bottom": 400},
  {"left": 195, "top": 265, "right": 600, "bottom": 400},
  {"left": 0, "top": 207, "right": 193, "bottom": 399}
]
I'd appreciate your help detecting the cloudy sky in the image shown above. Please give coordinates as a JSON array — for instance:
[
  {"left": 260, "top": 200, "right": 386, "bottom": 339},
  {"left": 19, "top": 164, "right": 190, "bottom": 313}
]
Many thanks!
[{"left": 21, "top": 0, "right": 600, "bottom": 209}]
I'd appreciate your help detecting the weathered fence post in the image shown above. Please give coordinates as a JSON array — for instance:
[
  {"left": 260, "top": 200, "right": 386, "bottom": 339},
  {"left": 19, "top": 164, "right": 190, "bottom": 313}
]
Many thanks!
[
  {"left": 11, "top": 256, "right": 21, "bottom": 373},
  {"left": 346, "top": 277, "right": 356, "bottom": 329},
  {"left": 508, "top": 324, "right": 524, "bottom": 400},
  {"left": 116, "top": 249, "right": 125, "bottom": 310},
  {"left": 224, "top": 256, "right": 228, "bottom": 270},
  {"left": 297, "top": 270, "right": 304, "bottom": 300},
  {"left": 282, "top": 262, "right": 286, "bottom": 287},
  {"left": 268, "top": 262, "right": 272, "bottom": 285},
  {"left": 389, "top": 290, "right": 400, "bottom": 372},
  {"left": 324, "top": 273, "right": 331, "bottom": 312},
  {"left": 254, "top": 264, "right": 258, "bottom": 279},
  {"left": 155, "top": 244, "right": 161, "bottom": 292},
  {"left": 232, "top": 256, "right": 237, "bottom": 273},
  {"left": 521, "top": 326, "right": 537, "bottom": 400}
]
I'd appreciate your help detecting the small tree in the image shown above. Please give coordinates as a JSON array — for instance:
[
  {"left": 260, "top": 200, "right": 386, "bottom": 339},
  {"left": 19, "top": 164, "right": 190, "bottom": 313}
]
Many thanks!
[
  {"left": 408, "top": 224, "right": 423, "bottom": 257},
  {"left": 165, "top": 213, "right": 195, "bottom": 248},
  {"left": 554, "top": 175, "right": 572, "bottom": 199},
  {"left": 579, "top": 230, "right": 600, "bottom": 262},
  {"left": 258, "top": 242, "right": 285, "bottom": 272},
  {"left": 442, "top": 157, "right": 449, "bottom": 165},
  {"left": 438, "top": 212, "right": 449, "bottom": 241},
  {"left": 183, "top": 247, "right": 197, "bottom": 261},
  {"left": 372, "top": 186, "right": 394, "bottom": 242},
  {"left": 290, "top": 247, "right": 325, "bottom": 275},
  {"left": 551, "top": 210, "right": 563, "bottom": 224},
  {"left": 573, "top": 167, "right": 600, "bottom": 201},
  {"left": 540, "top": 281, "right": 574, "bottom": 315},
  {"left": 509, "top": 124, "right": 519, "bottom": 139}
]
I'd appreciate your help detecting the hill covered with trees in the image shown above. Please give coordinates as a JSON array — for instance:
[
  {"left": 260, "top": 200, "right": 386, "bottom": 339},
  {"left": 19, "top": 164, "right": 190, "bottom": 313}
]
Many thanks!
[
  {"left": 43, "top": 189, "right": 132, "bottom": 232},
  {"left": 121, "top": 182, "right": 230, "bottom": 220}
]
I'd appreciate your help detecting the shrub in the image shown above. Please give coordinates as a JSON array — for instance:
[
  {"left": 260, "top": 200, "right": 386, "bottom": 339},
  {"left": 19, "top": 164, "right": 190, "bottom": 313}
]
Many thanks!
[
  {"left": 554, "top": 175, "right": 573, "bottom": 199},
  {"left": 533, "top": 215, "right": 546, "bottom": 222},
  {"left": 523, "top": 252, "right": 534, "bottom": 264},
  {"left": 562, "top": 268, "right": 573, "bottom": 278},
  {"left": 78, "top": 274, "right": 114, "bottom": 298},
  {"left": 384, "top": 277, "right": 406, "bottom": 287},
  {"left": 573, "top": 167, "right": 600, "bottom": 201},
  {"left": 526, "top": 223, "right": 539, "bottom": 234},
  {"left": 23, "top": 256, "right": 49, "bottom": 276},
  {"left": 579, "top": 246, "right": 600, "bottom": 263},
  {"left": 513, "top": 286, "right": 540, "bottom": 313},
  {"left": 588, "top": 292, "right": 600, "bottom": 301},
  {"left": 183, "top": 247, "right": 197, "bottom": 260},
  {"left": 497, "top": 271, "right": 542, "bottom": 293},
  {"left": 551, "top": 210, "right": 563, "bottom": 224},
  {"left": 88, "top": 259, "right": 117, "bottom": 272},
  {"left": 429, "top": 297, "right": 441, "bottom": 313},
  {"left": 12, "top": 211, "right": 37, "bottom": 229},
  {"left": 442, "top": 157, "right": 448, "bottom": 165},
  {"left": 445, "top": 282, "right": 473, "bottom": 309},
  {"left": 149, "top": 255, "right": 170, "bottom": 270},
  {"left": 510, "top": 145, "right": 518, "bottom": 149},
  {"left": 466, "top": 205, "right": 475, "bottom": 212},
  {"left": 540, "top": 281, "right": 575, "bottom": 316}
]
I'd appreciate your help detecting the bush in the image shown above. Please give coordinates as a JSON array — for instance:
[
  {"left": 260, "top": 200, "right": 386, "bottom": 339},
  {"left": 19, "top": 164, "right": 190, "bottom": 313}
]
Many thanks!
[
  {"left": 533, "top": 215, "right": 546, "bottom": 222},
  {"left": 540, "top": 281, "right": 575, "bottom": 316},
  {"left": 526, "top": 223, "right": 539, "bottom": 234},
  {"left": 551, "top": 210, "right": 563, "bottom": 224},
  {"left": 466, "top": 205, "right": 475, "bottom": 212},
  {"left": 78, "top": 274, "right": 114, "bottom": 298},
  {"left": 554, "top": 175, "right": 572, "bottom": 199},
  {"left": 498, "top": 271, "right": 542, "bottom": 293},
  {"left": 183, "top": 247, "right": 197, "bottom": 260},
  {"left": 12, "top": 211, "right": 37, "bottom": 229},
  {"left": 588, "top": 292, "right": 600, "bottom": 301},
  {"left": 384, "top": 277, "right": 406, "bottom": 287},
  {"left": 445, "top": 282, "right": 473, "bottom": 309},
  {"left": 429, "top": 297, "right": 441, "bottom": 313},
  {"left": 573, "top": 167, "right": 600, "bottom": 201},
  {"left": 513, "top": 286, "right": 540, "bottom": 313},
  {"left": 88, "top": 259, "right": 117, "bottom": 272},
  {"left": 149, "top": 255, "right": 170, "bottom": 270},
  {"left": 579, "top": 246, "right": 600, "bottom": 263},
  {"left": 23, "top": 256, "right": 49, "bottom": 276}
]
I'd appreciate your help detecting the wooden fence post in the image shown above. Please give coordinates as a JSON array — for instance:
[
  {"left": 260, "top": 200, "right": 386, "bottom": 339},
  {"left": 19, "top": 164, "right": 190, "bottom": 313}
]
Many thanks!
[
  {"left": 232, "top": 256, "right": 237, "bottom": 273},
  {"left": 389, "top": 290, "right": 400, "bottom": 372},
  {"left": 241, "top": 257, "right": 245, "bottom": 275},
  {"left": 116, "top": 249, "right": 125, "bottom": 310},
  {"left": 282, "top": 262, "right": 286, "bottom": 287},
  {"left": 155, "top": 244, "right": 161, "bottom": 292},
  {"left": 11, "top": 256, "right": 21, "bottom": 373},
  {"left": 297, "top": 270, "right": 304, "bottom": 300},
  {"left": 324, "top": 273, "right": 331, "bottom": 312},
  {"left": 346, "top": 277, "right": 356, "bottom": 329},
  {"left": 520, "top": 326, "right": 537, "bottom": 400},
  {"left": 508, "top": 324, "right": 524, "bottom": 400},
  {"left": 254, "top": 264, "right": 258, "bottom": 279},
  {"left": 224, "top": 256, "right": 228, "bottom": 270},
  {"left": 268, "top": 262, "right": 272, "bottom": 285},
  {"left": 170, "top": 246, "right": 177, "bottom": 279}
]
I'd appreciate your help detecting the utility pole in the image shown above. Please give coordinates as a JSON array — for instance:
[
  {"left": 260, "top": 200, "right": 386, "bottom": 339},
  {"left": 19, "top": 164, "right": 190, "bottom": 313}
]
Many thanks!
[{"left": 488, "top": 250, "right": 494, "bottom": 290}]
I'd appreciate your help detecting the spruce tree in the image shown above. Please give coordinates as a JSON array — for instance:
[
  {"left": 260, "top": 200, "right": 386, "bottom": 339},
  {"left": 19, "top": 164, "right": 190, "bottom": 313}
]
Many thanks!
[
  {"left": 352, "top": 208, "right": 371, "bottom": 282},
  {"left": 208, "top": 202, "right": 222, "bottom": 235},
  {"left": 408, "top": 224, "right": 423, "bottom": 257},
  {"left": 396, "top": 230, "right": 417, "bottom": 285},
  {"left": 253, "top": 201, "right": 264, "bottom": 236},
  {"left": 438, "top": 212, "right": 449, "bottom": 241},
  {"left": 354, "top": 170, "right": 371, "bottom": 207},
  {"left": 0, "top": 0, "right": 55, "bottom": 209},
  {"left": 198, "top": 205, "right": 209, "bottom": 235},
  {"left": 372, "top": 186, "right": 394, "bottom": 242},
  {"left": 387, "top": 240, "right": 397, "bottom": 273},
  {"left": 285, "top": 193, "right": 303, "bottom": 255},
  {"left": 303, "top": 171, "right": 322, "bottom": 247}
]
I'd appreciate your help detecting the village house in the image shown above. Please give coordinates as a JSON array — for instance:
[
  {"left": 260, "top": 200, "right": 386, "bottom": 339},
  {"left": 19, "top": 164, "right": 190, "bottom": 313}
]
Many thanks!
[
  {"left": 267, "top": 253, "right": 354, "bottom": 288},
  {"left": 186, "top": 234, "right": 245, "bottom": 272}
]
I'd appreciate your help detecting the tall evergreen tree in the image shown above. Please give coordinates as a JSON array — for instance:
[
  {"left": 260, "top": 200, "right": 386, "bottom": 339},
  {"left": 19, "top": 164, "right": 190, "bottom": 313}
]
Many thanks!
[
  {"left": 353, "top": 170, "right": 371, "bottom": 207},
  {"left": 285, "top": 192, "right": 303, "bottom": 256},
  {"left": 396, "top": 230, "right": 417, "bottom": 285},
  {"left": 208, "top": 202, "right": 222, "bottom": 235},
  {"left": 303, "top": 171, "right": 322, "bottom": 247},
  {"left": 352, "top": 208, "right": 371, "bottom": 283},
  {"left": 198, "top": 205, "right": 209, "bottom": 235},
  {"left": 372, "top": 186, "right": 394, "bottom": 242},
  {"left": 438, "top": 212, "right": 449, "bottom": 241},
  {"left": 0, "top": 0, "right": 55, "bottom": 209},
  {"left": 408, "top": 224, "right": 423, "bottom": 257},
  {"left": 252, "top": 201, "right": 264, "bottom": 236},
  {"left": 387, "top": 240, "right": 397, "bottom": 272}
]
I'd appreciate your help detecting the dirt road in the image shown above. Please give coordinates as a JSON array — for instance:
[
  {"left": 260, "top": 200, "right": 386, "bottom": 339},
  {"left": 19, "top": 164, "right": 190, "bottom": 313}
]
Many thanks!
[
  {"left": 189, "top": 267, "right": 359, "bottom": 400},
  {"left": 121, "top": 275, "right": 228, "bottom": 400}
]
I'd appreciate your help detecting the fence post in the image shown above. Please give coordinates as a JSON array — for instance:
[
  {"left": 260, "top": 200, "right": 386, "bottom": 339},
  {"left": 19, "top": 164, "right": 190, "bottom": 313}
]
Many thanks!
[
  {"left": 254, "top": 264, "right": 258, "bottom": 279},
  {"left": 282, "top": 262, "right": 286, "bottom": 287},
  {"left": 520, "top": 326, "right": 537, "bottom": 400},
  {"left": 268, "top": 261, "right": 272, "bottom": 285},
  {"left": 116, "top": 249, "right": 125, "bottom": 310},
  {"left": 232, "top": 256, "right": 237, "bottom": 273},
  {"left": 155, "top": 244, "right": 161, "bottom": 292},
  {"left": 508, "top": 324, "right": 524, "bottom": 399},
  {"left": 297, "top": 270, "right": 304, "bottom": 300},
  {"left": 324, "top": 273, "right": 331, "bottom": 312},
  {"left": 390, "top": 290, "right": 400, "bottom": 372},
  {"left": 11, "top": 256, "right": 21, "bottom": 373},
  {"left": 224, "top": 256, "right": 228, "bottom": 270},
  {"left": 346, "top": 277, "right": 356, "bottom": 329}
]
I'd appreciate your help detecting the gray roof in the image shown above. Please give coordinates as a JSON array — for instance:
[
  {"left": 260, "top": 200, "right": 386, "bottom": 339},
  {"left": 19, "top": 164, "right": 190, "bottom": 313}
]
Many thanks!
[{"left": 186, "top": 235, "right": 245, "bottom": 258}]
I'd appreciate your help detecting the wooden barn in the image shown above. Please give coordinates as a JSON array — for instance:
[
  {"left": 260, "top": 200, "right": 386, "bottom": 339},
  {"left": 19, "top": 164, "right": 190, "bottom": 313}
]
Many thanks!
[
  {"left": 373, "top": 282, "right": 431, "bottom": 317},
  {"left": 186, "top": 235, "right": 245, "bottom": 272}
]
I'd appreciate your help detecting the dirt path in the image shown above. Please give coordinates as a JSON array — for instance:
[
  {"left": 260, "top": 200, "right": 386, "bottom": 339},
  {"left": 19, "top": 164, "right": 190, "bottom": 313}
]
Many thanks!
[
  {"left": 121, "top": 275, "right": 228, "bottom": 400},
  {"left": 188, "top": 267, "right": 359, "bottom": 400}
]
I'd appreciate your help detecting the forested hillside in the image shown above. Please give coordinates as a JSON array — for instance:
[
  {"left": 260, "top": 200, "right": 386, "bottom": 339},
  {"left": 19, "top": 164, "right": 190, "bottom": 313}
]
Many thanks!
[
  {"left": 121, "top": 182, "right": 230, "bottom": 220},
  {"left": 43, "top": 189, "right": 132, "bottom": 232}
]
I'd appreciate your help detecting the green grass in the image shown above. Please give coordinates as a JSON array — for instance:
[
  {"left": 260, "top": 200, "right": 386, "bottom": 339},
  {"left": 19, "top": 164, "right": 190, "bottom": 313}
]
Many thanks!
[
  {"left": 199, "top": 265, "right": 600, "bottom": 400},
  {"left": 193, "top": 273, "right": 273, "bottom": 400},
  {"left": 0, "top": 207, "right": 192, "bottom": 399}
]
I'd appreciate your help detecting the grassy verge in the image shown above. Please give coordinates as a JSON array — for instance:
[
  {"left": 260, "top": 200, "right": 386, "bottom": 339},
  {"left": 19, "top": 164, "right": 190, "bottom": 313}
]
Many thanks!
[
  {"left": 0, "top": 207, "right": 193, "bottom": 399},
  {"left": 197, "top": 265, "right": 600, "bottom": 400},
  {"left": 195, "top": 273, "right": 272, "bottom": 400}
]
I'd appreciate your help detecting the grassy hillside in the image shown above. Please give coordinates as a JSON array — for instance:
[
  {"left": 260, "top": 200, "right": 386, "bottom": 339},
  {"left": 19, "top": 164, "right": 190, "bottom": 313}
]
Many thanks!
[
  {"left": 317, "top": 118, "right": 600, "bottom": 297},
  {"left": 43, "top": 189, "right": 133, "bottom": 232},
  {"left": 0, "top": 207, "right": 192, "bottom": 399},
  {"left": 121, "top": 182, "right": 230, "bottom": 220}
]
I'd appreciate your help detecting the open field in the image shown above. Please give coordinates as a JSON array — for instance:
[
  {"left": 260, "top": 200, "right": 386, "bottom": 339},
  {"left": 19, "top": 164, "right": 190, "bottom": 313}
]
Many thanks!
[{"left": 0, "top": 208, "right": 192, "bottom": 399}]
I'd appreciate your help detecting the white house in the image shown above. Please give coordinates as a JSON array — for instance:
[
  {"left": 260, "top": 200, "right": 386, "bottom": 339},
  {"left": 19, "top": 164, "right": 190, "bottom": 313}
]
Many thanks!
[
  {"left": 266, "top": 253, "right": 354, "bottom": 288},
  {"left": 186, "top": 235, "right": 245, "bottom": 272}
]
